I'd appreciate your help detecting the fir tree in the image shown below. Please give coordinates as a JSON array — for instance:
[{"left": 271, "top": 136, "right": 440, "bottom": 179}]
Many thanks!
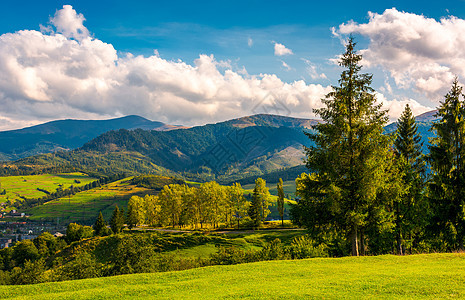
[
  {"left": 428, "top": 78, "right": 465, "bottom": 250},
  {"left": 248, "top": 178, "right": 271, "bottom": 227},
  {"left": 393, "top": 104, "right": 426, "bottom": 254},
  {"left": 303, "top": 37, "right": 392, "bottom": 256},
  {"left": 110, "top": 205, "right": 125, "bottom": 234},
  {"left": 93, "top": 212, "right": 107, "bottom": 236},
  {"left": 277, "top": 178, "right": 285, "bottom": 227}
]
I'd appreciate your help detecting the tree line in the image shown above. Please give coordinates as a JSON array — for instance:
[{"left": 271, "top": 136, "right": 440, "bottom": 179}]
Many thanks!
[
  {"left": 290, "top": 37, "right": 465, "bottom": 256},
  {"left": 94, "top": 178, "right": 286, "bottom": 231}
]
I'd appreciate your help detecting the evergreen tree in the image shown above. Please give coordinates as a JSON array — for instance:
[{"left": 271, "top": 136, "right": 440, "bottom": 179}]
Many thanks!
[
  {"left": 110, "top": 205, "right": 125, "bottom": 234},
  {"left": 393, "top": 104, "right": 426, "bottom": 254},
  {"left": 248, "top": 178, "right": 271, "bottom": 227},
  {"left": 277, "top": 178, "right": 285, "bottom": 227},
  {"left": 93, "top": 211, "right": 107, "bottom": 236},
  {"left": 428, "top": 78, "right": 465, "bottom": 250},
  {"left": 303, "top": 37, "right": 392, "bottom": 256}
]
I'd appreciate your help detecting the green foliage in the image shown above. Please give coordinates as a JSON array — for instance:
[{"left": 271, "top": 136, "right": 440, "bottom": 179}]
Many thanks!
[
  {"left": 57, "top": 252, "right": 102, "bottom": 280},
  {"left": 131, "top": 175, "right": 184, "bottom": 190},
  {"left": 66, "top": 223, "right": 93, "bottom": 243},
  {"left": 109, "top": 205, "right": 125, "bottom": 234},
  {"left": 93, "top": 212, "right": 107, "bottom": 236},
  {"left": 10, "top": 258, "right": 46, "bottom": 285},
  {"left": 248, "top": 178, "right": 272, "bottom": 227},
  {"left": 393, "top": 104, "right": 427, "bottom": 254},
  {"left": 228, "top": 183, "right": 249, "bottom": 229},
  {"left": 126, "top": 196, "right": 145, "bottom": 229},
  {"left": 33, "top": 232, "right": 66, "bottom": 257},
  {"left": 301, "top": 37, "right": 393, "bottom": 256},
  {"left": 287, "top": 235, "right": 328, "bottom": 259},
  {"left": 277, "top": 178, "right": 285, "bottom": 226},
  {"left": 12, "top": 240, "right": 39, "bottom": 267},
  {"left": 428, "top": 78, "right": 465, "bottom": 250}
]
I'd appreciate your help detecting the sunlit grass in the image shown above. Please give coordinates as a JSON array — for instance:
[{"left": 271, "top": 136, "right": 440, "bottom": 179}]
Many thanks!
[{"left": 0, "top": 253, "right": 463, "bottom": 299}]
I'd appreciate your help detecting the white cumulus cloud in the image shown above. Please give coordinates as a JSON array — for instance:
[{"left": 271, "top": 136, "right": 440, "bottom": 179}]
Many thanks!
[
  {"left": 49, "top": 5, "right": 90, "bottom": 41},
  {"left": 274, "top": 42, "right": 293, "bottom": 56},
  {"left": 336, "top": 8, "right": 465, "bottom": 101},
  {"left": 0, "top": 6, "right": 333, "bottom": 131}
]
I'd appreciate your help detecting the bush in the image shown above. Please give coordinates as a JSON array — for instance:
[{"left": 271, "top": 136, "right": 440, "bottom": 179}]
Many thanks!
[
  {"left": 258, "top": 238, "right": 286, "bottom": 261},
  {"left": 210, "top": 246, "right": 257, "bottom": 265},
  {"left": 66, "top": 223, "right": 93, "bottom": 243},
  {"left": 287, "top": 235, "right": 328, "bottom": 259},
  {"left": 10, "top": 259, "right": 46, "bottom": 285},
  {"left": 57, "top": 253, "right": 102, "bottom": 280}
]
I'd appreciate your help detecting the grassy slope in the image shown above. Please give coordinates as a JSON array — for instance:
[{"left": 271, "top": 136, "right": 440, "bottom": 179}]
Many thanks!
[
  {"left": 242, "top": 179, "right": 296, "bottom": 198},
  {"left": 0, "top": 173, "right": 96, "bottom": 208},
  {"left": 25, "top": 178, "right": 155, "bottom": 223},
  {"left": 1, "top": 253, "right": 463, "bottom": 299}
]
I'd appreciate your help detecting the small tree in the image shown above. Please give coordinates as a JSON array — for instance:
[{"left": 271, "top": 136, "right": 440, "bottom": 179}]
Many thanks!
[
  {"left": 277, "top": 178, "right": 285, "bottom": 227},
  {"left": 93, "top": 211, "right": 107, "bottom": 236},
  {"left": 126, "top": 196, "right": 145, "bottom": 229},
  {"left": 228, "top": 183, "right": 249, "bottom": 229},
  {"left": 248, "top": 178, "right": 271, "bottom": 227},
  {"left": 110, "top": 205, "right": 125, "bottom": 234}
]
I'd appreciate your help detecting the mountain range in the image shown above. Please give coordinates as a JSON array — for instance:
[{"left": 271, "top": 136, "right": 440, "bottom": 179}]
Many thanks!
[
  {"left": 0, "top": 115, "right": 185, "bottom": 161},
  {"left": 0, "top": 110, "right": 438, "bottom": 183}
]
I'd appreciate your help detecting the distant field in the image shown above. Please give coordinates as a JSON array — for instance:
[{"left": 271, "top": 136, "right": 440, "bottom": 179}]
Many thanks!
[
  {"left": 0, "top": 173, "right": 96, "bottom": 209},
  {"left": 25, "top": 178, "right": 155, "bottom": 223},
  {"left": 242, "top": 179, "right": 296, "bottom": 199},
  {"left": 1, "top": 253, "right": 463, "bottom": 299},
  {"left": 242, "top": 180, "right": 297, "bottom": 220}
]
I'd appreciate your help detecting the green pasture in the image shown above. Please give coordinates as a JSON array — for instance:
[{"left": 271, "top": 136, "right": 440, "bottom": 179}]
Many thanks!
[
  {"left": 242, "top": 179, "right": 296, "bottom": 198},
  {"left": 25, "top": 178, "right": 155, "bottom": 224},
  {"left": 1, "top": 253, "right": 463, "bottom": 299},
  {"left": 0, "top": 173, "right": 96, "bottom": 208}
]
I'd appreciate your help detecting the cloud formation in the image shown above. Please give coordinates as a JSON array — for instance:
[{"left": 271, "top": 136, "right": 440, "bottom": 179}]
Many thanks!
[
  {"left": 0, "top": 6, "right": 433, "bottom": 131},
  {"left": 49, "top": 5, "right": 90, "bottom": 41},
  {"left": 337, "top": 8, "right": 465, "bottom": 101},
  {"left": 274, "top": 42, "right": 293, "bottom": 56},
  {"left": 0, "top": 6, "right": 333, "bottom": 130}
]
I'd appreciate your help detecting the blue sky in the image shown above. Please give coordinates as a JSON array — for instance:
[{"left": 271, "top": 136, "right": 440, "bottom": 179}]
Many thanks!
[{"left": 0, "top": 1, "right": 464, "bottom": 129}]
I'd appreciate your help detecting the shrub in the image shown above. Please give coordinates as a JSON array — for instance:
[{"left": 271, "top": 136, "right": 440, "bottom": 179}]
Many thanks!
[{"left": 287, "top": 235, "right": 328, "bottom": 259}]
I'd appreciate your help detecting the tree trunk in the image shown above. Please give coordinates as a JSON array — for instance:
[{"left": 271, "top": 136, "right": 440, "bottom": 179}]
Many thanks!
[
  {"left": 360, "top": 230, "right": 365, "bottom": 256},
  {"left": 351, "top": 226, "right": 359, "bottom": 256},
  {"left": 397, "top": 232, "right": 403, "bottom": 255}
]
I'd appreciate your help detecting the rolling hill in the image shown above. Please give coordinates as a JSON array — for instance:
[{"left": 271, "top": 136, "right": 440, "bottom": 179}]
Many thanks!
[
  {"left": 0, "top": 115, "right": 185, "bottom": 160},
  {"left": 1, "top": 110, "right": 439, "bottom": 183}
]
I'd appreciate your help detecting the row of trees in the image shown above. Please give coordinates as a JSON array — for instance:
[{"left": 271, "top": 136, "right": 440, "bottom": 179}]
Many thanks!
[
  {"left": 95, "top": 178, "right": 279, "bottom": 231},
  {"left": 291, "top": 37, "right": 465, "bottom": 256}
]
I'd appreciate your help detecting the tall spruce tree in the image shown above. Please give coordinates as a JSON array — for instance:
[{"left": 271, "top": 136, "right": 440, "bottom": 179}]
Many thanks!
[
  {"left": 277, "top": 178, "right": 285, "bottom": 227},
  {"left": 93, "top": 211, "right": 107, "bottom": 236},
  {"left": 110, "top": 205, "right": 125, "bottom": 234},
  {"left": 303, "top": 37, "right": 392, "bottom": 256},
  {"left": 393, "top": 104, "right": 426, "bottom": 254},
  {"left": 428, "top": 78, "right": 465, "bottom": 250}
]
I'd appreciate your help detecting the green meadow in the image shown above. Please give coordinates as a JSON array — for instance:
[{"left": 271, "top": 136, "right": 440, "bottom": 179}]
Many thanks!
[
  {"left": 25, "top": 178, "right": 155, "bottom": 223},
  {"left": 243, "top": 179, "right": 296, "bottom": 199},
  {"left": 0, "top": 173, "right": 96, "bottom": 208},
  {"left": 0, "top": 253, "right": 463, "bottom": 299}
]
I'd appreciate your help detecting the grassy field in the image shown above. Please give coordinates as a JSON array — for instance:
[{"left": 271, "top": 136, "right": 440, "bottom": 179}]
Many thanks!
[
  {"left": 0, "top": 253, "right": 463, "bottom": 299},
  {"left": 0, "top": 173, "right": 96, "bottom": 209},
  {"left": 243, "top": 179, "right": 296, "bottom": 199},
  {"left": 24, "top": 178, "right": 156, "bottom": 223}
]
